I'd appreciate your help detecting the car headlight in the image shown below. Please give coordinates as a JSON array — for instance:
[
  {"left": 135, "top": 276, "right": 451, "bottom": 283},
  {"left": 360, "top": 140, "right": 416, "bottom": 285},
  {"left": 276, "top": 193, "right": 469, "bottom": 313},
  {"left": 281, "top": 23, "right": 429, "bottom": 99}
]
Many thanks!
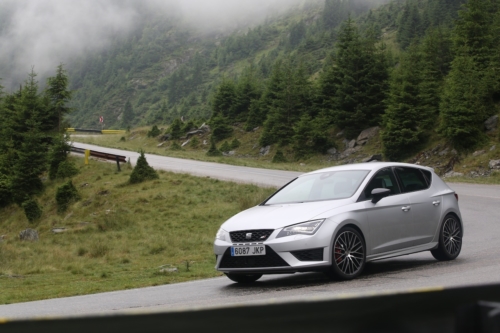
[
  {"left": 215, "top": 228, "right": 228, "bottom": 242},
  {"left": 276, "top": 219, "right": 325, "bottom": 238}
]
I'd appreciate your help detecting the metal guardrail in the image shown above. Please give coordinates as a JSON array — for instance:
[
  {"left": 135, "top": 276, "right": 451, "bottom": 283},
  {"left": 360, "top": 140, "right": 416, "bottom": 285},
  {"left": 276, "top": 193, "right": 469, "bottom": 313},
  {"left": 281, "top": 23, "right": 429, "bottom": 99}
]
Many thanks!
[
  {"left": 71, "top": 147, "right": 126, "bottom": 163},
  {"left": 66, "top": 128, "right": 126, "bottom": 135},
  {"left": 1, "top": 283, "right": 499, "bottom": 333}
]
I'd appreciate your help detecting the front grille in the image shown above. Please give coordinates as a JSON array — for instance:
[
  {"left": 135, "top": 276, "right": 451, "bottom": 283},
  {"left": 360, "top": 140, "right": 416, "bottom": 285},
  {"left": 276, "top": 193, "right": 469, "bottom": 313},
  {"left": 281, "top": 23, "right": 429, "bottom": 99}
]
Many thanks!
[
  {"left": 291, "top": 248, "right": 324, "bottom": 261},
  {"left": 219, "top": 246, "right": 289, "bottom": 269},
  {"left": 230, "top": 229, "right": 274, "bottom": 243}
]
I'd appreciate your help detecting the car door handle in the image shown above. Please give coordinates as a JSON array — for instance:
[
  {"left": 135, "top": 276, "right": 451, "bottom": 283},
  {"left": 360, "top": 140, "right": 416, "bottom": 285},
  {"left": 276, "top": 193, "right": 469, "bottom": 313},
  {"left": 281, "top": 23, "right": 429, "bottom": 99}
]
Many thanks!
[
  {"left": 402, "top": 206, "right": 411, "bottom": 212},
  {"left": 432, "top": 201, "right": 441, "bottom": 206}
]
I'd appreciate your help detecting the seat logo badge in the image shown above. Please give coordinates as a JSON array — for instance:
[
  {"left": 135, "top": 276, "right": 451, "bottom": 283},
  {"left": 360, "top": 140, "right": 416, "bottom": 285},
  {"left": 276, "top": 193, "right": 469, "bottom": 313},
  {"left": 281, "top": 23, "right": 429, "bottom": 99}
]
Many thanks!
[{"left": 246, "top": 233, "right": 252, "bottom": 240}]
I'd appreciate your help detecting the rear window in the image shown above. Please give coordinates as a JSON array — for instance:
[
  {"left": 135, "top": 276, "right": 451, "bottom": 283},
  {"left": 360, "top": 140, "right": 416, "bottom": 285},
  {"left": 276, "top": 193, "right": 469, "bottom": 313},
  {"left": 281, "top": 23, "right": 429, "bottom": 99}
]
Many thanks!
[{"left": 394, "top": 167, "right": 430, "bottom": 193}]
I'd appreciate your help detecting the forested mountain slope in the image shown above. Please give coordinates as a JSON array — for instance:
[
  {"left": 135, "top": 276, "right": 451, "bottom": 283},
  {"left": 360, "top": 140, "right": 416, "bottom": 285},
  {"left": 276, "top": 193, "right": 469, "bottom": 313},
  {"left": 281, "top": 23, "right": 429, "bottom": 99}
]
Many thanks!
[{"left": 65, "top": 0, "right": 391, "bottom": 128}]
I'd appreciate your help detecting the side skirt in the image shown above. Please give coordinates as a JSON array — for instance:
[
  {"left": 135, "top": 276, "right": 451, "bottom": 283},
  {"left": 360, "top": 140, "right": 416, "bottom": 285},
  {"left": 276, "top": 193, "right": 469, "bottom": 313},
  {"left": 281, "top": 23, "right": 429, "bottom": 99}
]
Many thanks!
[{"left": 366, "top": 242, "right": 438, "bottom": 262}]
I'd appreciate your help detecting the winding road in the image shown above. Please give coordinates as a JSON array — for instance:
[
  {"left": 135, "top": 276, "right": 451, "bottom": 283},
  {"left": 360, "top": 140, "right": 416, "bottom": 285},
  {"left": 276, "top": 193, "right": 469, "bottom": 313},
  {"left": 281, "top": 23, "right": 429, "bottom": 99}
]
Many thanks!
[{"left": 1, "top": 142, "right": 499, "bottom": 319}]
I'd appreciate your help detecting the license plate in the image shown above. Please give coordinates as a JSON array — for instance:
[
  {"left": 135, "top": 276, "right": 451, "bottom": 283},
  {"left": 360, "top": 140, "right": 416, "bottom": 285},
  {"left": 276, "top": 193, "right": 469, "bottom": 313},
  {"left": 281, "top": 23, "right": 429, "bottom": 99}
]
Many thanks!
[{"left": 231, "top": 245, "right": 266, "bottom": 257}]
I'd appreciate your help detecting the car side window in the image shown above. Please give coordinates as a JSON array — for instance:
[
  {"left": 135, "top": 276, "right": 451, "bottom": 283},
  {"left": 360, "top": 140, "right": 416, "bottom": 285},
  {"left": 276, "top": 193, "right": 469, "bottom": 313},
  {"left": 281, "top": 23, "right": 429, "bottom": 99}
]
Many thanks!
[
  {"left": 362, "top": 168, "right": 401, "bottom": 200},
  {"left": 421, "top": 169, "right": 432, "bottom": 186},
  {"left": 394, "top": 167, "right": 430, "bottom": 193}
]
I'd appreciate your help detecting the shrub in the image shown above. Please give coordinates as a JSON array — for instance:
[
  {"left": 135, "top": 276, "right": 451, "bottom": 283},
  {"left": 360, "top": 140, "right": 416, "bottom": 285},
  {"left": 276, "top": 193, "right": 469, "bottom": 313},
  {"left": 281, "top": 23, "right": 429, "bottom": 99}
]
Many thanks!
[
  {"left": 230, "top": 138, "right": 241, "bottom": 149},
  {"left": 22, "top": 198, "right": 43, "bottom": 223},
  {"left": 147, "top": 125, "right": 161, "bottom": 138},
  {"left": 56, "top": 180, "right": 80, "bottom": 213},
  {"left": 220, "top": 141, "right": 231, "bottom": 153},
  {"left": 56, "top": 160, "right": 79, "bottom": 179},
  {"left": 129, "top": 150, "right": 159, "bottom": 184},
  {"left": 190, "top": 136, "right": 200, "bottom": 148},
  {"left": 206, "top": 137, "right": 222, "bottom": 156},
  {"left": 170, "top": 142, "right": 182, "bottom": 151},
  {"left": 272, "top": 150, "right": 287, "bottom": 163}
]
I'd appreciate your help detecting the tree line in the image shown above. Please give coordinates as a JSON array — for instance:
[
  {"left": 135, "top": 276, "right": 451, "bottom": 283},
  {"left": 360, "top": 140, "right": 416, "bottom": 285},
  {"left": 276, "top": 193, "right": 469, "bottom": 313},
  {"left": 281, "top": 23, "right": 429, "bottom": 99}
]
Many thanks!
[{"left": 208, "top": 0, "right": 500, "bottom": 160}]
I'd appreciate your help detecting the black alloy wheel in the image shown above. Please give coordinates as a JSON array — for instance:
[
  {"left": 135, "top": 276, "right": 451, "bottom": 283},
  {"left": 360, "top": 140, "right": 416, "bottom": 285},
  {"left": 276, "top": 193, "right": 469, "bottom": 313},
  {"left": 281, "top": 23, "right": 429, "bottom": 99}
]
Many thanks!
[
  {"left": 431, "top": 214, "right": 462, "bottom": 261},
  {"left": 327, "top": 227, "right": 366, "bottom": 280},
  {"left": 225, "top": 273, "right": 263, "bottom": 284}
]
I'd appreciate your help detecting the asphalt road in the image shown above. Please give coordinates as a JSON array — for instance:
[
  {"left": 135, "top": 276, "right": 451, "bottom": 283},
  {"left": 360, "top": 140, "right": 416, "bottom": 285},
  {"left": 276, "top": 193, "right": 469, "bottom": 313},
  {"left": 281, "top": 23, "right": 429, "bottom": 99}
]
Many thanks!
[{"left": 1, "top": 142, "right": 499, "bottom": 319}]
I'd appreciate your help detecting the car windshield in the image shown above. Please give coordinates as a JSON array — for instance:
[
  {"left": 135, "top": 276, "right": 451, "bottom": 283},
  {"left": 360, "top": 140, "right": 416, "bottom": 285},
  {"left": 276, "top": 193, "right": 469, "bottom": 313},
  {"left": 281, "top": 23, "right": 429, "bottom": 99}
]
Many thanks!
[{"left": 265, "top": 170, "right": 370, "bottom": 205}]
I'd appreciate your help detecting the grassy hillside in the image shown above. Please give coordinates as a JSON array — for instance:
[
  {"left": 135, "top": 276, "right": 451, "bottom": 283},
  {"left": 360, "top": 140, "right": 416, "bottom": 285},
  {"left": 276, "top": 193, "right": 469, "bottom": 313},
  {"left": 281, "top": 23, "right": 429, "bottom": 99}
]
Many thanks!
[{"left": 0, "top": 156, "right": 274, "bottom": 304}]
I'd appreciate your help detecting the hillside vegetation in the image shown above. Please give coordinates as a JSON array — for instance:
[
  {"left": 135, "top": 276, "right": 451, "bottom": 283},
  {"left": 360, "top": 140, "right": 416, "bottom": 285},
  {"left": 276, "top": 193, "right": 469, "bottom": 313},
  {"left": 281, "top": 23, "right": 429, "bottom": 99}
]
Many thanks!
[
  {"left": 68, "top": 0, "right": 500, "bottom": 179},
  {"left": 0, "top": 156, "right": 274, "bottom": 304}
]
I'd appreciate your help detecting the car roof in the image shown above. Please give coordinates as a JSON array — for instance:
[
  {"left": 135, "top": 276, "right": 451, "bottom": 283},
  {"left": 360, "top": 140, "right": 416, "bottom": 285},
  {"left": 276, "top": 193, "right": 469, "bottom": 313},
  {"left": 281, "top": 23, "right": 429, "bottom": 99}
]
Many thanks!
[{"left": 303, "top": 162, "right": 434, "bottom": 177}]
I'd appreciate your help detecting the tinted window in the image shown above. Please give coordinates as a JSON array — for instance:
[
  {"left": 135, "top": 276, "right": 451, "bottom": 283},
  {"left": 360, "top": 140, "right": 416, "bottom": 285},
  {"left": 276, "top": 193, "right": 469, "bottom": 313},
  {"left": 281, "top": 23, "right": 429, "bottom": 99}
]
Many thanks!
[
  {"left": 362, "top": 168, "right": 401, "bottom": 200},
  {"left": 394, "top": 167, "right": 429, "bottom": 193},
  {"left": 421, "top": 169, "right": 432, "bottom": 186},
  {"left": 265, "top": 170, "right": 369, "bottom": 205}
]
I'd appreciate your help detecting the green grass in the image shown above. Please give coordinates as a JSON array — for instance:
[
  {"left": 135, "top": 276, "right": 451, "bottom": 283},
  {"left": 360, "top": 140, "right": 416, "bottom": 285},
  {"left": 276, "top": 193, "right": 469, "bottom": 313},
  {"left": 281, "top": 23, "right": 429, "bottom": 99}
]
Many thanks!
[{"left": 0, "top": 156, "right": 275, "bottom": 304}]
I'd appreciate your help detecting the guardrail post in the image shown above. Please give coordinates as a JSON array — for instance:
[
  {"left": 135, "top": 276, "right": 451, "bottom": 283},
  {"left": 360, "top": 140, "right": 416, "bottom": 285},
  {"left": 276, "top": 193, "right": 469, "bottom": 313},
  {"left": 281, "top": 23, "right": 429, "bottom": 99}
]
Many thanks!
[
  {"left": 84, "top": 150, "right": 90, "bottom": 165},
  {"left": 116, "top": 155, "right": 121, "bottom": 172}
]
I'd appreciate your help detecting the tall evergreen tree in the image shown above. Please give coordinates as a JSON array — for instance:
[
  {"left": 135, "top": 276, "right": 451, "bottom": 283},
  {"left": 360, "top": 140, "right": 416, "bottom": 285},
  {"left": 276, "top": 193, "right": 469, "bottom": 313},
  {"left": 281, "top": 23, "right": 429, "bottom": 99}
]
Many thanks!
[
  {"left": 323, "top": 18, "right": 388, "bottom": 139},
  {"left": 439, "top": 55, "right": 489, "bottom": 149},
  {"left": 259, "top": 60, "right": 313, "bottom": 147},
  {"left": 439, "top": 0, "right": 499, "bottom": 149},
  {"left": 121, "top": 100, "right": 134, "bottom": 128},
  {"left": 382, "top": 45, "right": 424, "bottom": 161},
  {"left": 397, "top": 1, "right": 423, "bottom": 50},
  {"left": 45, "top": 64, "right": 72, "bottom": 132}
]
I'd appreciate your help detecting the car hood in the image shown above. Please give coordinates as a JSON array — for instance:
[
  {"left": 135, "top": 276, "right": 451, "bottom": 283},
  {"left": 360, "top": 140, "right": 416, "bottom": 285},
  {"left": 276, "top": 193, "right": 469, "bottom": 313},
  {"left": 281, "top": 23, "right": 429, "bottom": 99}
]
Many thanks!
[{"left": 221, "top": 199, "right": 352, "bottom": 231}]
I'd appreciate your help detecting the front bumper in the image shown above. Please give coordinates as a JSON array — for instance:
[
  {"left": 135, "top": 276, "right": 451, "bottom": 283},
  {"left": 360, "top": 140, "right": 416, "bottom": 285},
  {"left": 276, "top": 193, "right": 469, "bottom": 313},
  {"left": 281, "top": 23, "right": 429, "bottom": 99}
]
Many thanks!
[{"left": 214, "top": 229, "right": 332, "bottom": 274}]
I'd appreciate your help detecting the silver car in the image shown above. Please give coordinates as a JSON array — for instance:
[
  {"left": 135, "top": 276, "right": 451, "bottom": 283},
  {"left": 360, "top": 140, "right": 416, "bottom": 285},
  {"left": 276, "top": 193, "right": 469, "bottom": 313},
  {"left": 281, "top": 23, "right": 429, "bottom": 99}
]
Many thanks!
[{"left": 214, "top": 163, "right": 463, "bottom": 283}]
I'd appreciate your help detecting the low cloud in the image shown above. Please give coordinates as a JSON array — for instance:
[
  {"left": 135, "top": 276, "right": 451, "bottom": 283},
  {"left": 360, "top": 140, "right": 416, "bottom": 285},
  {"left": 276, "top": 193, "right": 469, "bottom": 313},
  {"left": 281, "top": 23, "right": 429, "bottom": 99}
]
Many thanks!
[{"left": 0, "top": 0, "right": 307, "bottom": 90}]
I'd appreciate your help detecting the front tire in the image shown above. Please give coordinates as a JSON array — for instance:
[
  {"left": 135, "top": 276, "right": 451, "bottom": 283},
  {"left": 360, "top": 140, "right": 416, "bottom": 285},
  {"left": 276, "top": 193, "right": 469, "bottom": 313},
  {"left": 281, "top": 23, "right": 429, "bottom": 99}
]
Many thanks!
[
  {"left": 326, "top": 227, "right": 366, "bottom": 280},
  {"left": 431, "top": 214, "right": 462, "bottom": 261},
  {"left": 225, "top": 273, "right": 262, "bottom": 284}
]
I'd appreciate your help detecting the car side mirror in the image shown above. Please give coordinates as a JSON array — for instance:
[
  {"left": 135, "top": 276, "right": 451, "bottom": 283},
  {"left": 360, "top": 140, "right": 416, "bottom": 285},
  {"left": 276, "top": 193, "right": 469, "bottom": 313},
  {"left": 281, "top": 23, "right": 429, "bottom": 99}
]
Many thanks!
[{"left": 371, "top": 188, "right": 391, "bottom": 204}]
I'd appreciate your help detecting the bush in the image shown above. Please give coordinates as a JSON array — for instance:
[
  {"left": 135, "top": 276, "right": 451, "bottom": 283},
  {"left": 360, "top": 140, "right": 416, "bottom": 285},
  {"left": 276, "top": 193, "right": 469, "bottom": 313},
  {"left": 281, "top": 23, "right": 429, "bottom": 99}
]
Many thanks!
[
  {"left": 147, "top": 125, "right": 161, "bottom": 138},
  {"left": 170, "top": 141, "right": 182, "bottom": 151},
  {"left": 190, "top": 136, "right": 200, "bottom": 148},
  {"left": 206, "top": 137, "right": 222, "bottom": 156},
  {"left": 22, "top": 198, "right": 42, "bottom": 223},
  {"left": 169, "top": 118, "right": 183, "bottom": 139},
  {"left": 220, "top": 141, "right": 231, "bottom": 153},
  {"left": 56, "top": 160, "right": 79, "bottom": 179},
  {"left": 230, "top": 138, "right": 241, "bottom": 149},
  {"left": 272, "top": 150, "right": 287, "bottom": 163},
  {"left": 129, "top": 150, "right": 159, "bottom": 184},
  {"left": 56, "top": 180, "right": 80, "bottom": 213},
  {"left": 182, "top": 120, "right": 196, "bottom": 133}
]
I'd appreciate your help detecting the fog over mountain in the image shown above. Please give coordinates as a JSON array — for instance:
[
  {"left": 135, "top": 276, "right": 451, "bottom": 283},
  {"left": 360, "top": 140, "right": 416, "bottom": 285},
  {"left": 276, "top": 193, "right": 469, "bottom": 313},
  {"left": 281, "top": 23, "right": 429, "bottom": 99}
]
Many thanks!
[{"left": 0, "top": 0, "right": 308, "bottom": 90}]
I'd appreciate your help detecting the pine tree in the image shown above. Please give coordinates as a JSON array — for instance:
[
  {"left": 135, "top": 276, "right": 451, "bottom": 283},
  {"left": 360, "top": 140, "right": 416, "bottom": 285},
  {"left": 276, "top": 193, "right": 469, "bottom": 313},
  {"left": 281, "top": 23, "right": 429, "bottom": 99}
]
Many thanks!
[
  {"left": 10, "top": 71, "right": 48, "bottom": 204},
  {"left": 439, "top": 0, "right": 499, "bottom": 149},
  {"left": 129, "top": 151, "right": 159, "bottom": 184},
  {"left": 48, "top": 134, "right": 72, "bottom": 180},
  {"left": 324, "top": 18, "right": 388, "bottom": 139},
  {"left": 212, "top": 77, "right": 237, "bottom": 119},
  {"left": 169, "top": 118, "right": 183, "bottom": 140},
  {"left": 439, "top": 54, "right": 489, "bottom": 150},
  {"left": 122, "top": 100, "right": 134, "bottom": 128},
  {"left": 260, "top": 60, "right": 313, "bottom": 147},
  {"left": 397, "top": 1, "right": 423, "bottom": 50},
  {"left": 233, "top": 67, "right": 261, "bottom": 122},
  {"left": 45, "top": 64, "right": 72, "bottom": 132},
  {"left": 209, "top": 113, "right": 233, "bottom": 142},
  {"left": 381, "top": 45, "right": 424, "bottom": 161}
]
